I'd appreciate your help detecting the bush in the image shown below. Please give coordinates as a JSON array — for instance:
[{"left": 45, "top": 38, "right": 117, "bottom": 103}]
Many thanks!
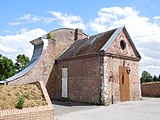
[
  {"left": 47, "top": 33, "right": 52, "bottom": 39},
  {"left": 16, "top": 95, "right": 25, "bottom": 109}
]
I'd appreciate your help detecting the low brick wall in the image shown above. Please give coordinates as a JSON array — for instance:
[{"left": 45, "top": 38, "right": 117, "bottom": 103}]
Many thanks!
[
  {"left": 141, "top": 83, "right": 160, "bottom": 97},
  {"left": 0, "top": 81, "right": 54, "bottom": 120},
  {"left": 0, "top": 106, "right": 54, "bottom": 120}
]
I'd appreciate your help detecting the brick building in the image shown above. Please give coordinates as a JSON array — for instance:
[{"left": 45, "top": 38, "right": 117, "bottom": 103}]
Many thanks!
[
  {"left": 48, "top": 26, "right": 141, "bottom": 105},
  {"left": 1, "top": 26, "right": 141, "bottom": 105}
]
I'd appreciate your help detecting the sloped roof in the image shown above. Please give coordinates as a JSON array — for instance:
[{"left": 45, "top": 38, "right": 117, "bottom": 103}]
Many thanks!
[
  {"left": 58, "top": 28, "right": 116, "bottom": 59},
  {"left": 57, "top": 26, "right": 141, "bottom": 60},
  {"left": 0, "top": 39, "right": 44, "bottom": 84}
]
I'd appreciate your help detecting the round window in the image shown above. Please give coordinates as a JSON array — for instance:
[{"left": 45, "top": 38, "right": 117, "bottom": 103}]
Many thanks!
[{"left": 120, "top": 40, "right": 126, "bottom": 50}]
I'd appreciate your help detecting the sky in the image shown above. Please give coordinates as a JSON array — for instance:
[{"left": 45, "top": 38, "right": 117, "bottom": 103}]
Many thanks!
[{"left": 1, "top": 0, "right": 160, "bottom": 76}]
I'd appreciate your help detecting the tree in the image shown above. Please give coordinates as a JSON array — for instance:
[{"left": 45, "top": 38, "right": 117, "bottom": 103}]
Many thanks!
[
  {"left": 158, "top": 74, "right": 160, "bottom": 81},
  {"left": 0, "top": 54, "right": 16, "bottom": 80},
  {"left": 15, "top": 54, "right": 30, "bottom": 72},
  {"left": 140, "top": 71, "right": 153, "bottom": 83},
  {"left": 153, "top": 75, "right": 158, "bottom": 82}
]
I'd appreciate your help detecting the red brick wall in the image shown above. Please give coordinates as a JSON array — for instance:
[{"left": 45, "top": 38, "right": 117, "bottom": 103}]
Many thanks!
[
  {"left": 9, "top": 29, "right": 75, "bottom": 85},
  {"left": 48, "top": 56, "right": 101, "bottom": 104},
  {"left": 107, "top": 31, "right": 137, "bottom": 58},
  {"left": 103, "top": 56, "right": 141, "bottom": 104},
  {"left": 0, "top": 107, "right": 54, "bottom": 120},
  {"left": 9, "top": 28, "right": 87, "bottom": 86},
  {"left": 101, "top": 30, "right": 141, "bottom": 104},
  {"left": 141, "top": 83, "right": 160, "bottom": 97}
]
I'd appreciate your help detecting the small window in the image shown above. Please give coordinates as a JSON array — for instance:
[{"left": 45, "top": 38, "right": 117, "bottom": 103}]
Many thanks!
[{"left": 120, "top": 40, "right": 126, "bottom": 50}]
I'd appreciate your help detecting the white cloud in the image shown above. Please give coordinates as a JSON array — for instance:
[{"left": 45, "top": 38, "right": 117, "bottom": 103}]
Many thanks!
[
  {"left": 153, "top": 16, "right": 160, "bottom": 20},
  {"left": 9, "top": 12, "right": 86, "bottom": 30},
  {"left": 18, "top": 14, "right": 32, "bottom": 20},
  {"left": 9, "top": 22, "right": 22, "bottom": 26},
  {"left": 5, "top": 7, "right": 160, "bottom": 76},
  {"left": 50, "top": 11, "right": 86, "bottom": 30},
  {"left": 140, "top": 53, "right": 160, "bottom": 75},
  {"left": 152, "top": 16, "right": 160, "bottom": 25},
  {"left": 89, "top": 7, "right": 139, "bottom": 33},
  {"left": 18, "top": 14, "right": 45, "bottom": 22},
  {"left": 88, "top": 6, "right": 160, "bottom": 75},
  {"left": 0, "top": 28, "right": 47, "bottom": 61},
  {"left": 9, "top": 14, "right": 56, "bottom": 25}
]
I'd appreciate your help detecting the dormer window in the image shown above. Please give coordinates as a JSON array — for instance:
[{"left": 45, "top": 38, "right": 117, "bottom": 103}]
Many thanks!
[{"left": 120, "top": 40, "right": 126, "bottom": 50}]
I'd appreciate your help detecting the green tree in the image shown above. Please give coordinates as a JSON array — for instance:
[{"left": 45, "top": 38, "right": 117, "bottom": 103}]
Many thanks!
[
  {"left": 140, "top": 71, "right": 153, "bottom": 83},
  {"left": 158, "top": 74, "right": 160, "bottom": 81},
  {"left": 15, "top": 54, "right": 30, "bottom": 72},
  {"left": 0, "top": 54, "right": 16, "bottom": 80},
  {"left": 153, "top": 75, "right": 158, "bottom": 82}
]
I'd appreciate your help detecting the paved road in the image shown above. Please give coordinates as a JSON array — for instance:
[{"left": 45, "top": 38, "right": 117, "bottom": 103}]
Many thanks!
[
  {"left": 53, "top": 100, "right": 98, "bottom": 116},
  {"left": 53, "top": 97, "right": 160, "bottom": 120}
]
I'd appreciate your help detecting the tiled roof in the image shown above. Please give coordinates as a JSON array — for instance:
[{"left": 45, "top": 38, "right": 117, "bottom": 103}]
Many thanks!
[{"left": 57, "top": 28, "right": 117, "bottom": 59}]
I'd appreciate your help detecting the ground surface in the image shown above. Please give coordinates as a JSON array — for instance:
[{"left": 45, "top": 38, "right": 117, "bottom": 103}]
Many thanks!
[
  {"left": 53, "top": 97, "right": 160, "bottom": 120},
  {"left": 0, "top": 84, "right": 47, "bottom": 110}
]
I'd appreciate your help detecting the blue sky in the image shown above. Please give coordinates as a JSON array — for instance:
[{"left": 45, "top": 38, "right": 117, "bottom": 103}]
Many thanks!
[
  {"left": 1, "top": 0, "right": 160, "bottom": 35},
  {"left": 1, "top": 0, "right": 160, "bottom": 75}
]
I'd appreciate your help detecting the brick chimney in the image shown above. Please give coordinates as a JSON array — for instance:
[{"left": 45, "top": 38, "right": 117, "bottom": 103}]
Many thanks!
[{"left": 74, "top": 28, "right": 84, "bottom": 40}]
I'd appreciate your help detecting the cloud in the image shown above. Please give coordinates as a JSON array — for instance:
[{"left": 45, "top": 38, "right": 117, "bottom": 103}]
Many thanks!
[
  {"left": 5, "top": 7, "right": 160, "bottom": 75},
  {"left": 140, "top": 53, "right": 160, "bottom": 75},
  {"left": 0, "top": 28, "right": 47, "bottom": 61},
  {"left": 6, "top": 11, "right": 86, "bottom": 61},
  {"left": 153, "top": 16, "right": 160, "bottom": 20},
  {"left": 9, "top": 12, "right": 87, "bottom": 31},
  {"left": 88, "top": 7, "right": 139, "bottom": 33},
  {"left": 50, "top": 11, "right": 87, "bottom": 30},
  {"left": 9, "top": 14, "right": 56, "bottom": 26},
  {"left": 18, "top": 14, "right": 56, "bottom": 23},
  {"left": 88, "top": 6, "right": 160, "bottom": 75},
  {"left": 152, "top": 16, "right": 160, "bottom": 25},
  {"left": 9, "top": 22, "right": 22, "bottom": 26}
]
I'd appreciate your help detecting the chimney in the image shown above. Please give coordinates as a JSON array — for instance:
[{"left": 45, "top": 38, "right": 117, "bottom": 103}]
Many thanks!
[{"left": 74, "top": 28, "right": 83, "bottom": 40}]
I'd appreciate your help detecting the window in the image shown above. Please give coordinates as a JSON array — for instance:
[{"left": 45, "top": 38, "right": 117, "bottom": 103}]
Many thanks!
[
  {"left": 61, "top": 68, "right": 68, "bottom": 98},
  {"left": 62, "top": 68, "right": 68, "bottom": 78},
  {"left": 120, "top": 40, "right": 126, "bottom": 50}
]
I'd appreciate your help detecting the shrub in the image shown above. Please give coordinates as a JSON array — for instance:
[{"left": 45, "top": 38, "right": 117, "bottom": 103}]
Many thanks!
[
  {"left": 47, "top": 33, "right": 52, "bottom": 39},
  {"left": 46, "top": 33, "right": 56, "bottom": 40},
  {"left": 16, "top": 95, "right": 25, "bottom": 109}
]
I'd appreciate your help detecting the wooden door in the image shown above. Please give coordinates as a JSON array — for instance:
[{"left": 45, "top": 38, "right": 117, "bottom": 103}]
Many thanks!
[
  {"left": 119, "top": 66, "right": 130, "bottom": 101},
  {"left": 61, "top": 68, "right": 68, "bottom": 98}
]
